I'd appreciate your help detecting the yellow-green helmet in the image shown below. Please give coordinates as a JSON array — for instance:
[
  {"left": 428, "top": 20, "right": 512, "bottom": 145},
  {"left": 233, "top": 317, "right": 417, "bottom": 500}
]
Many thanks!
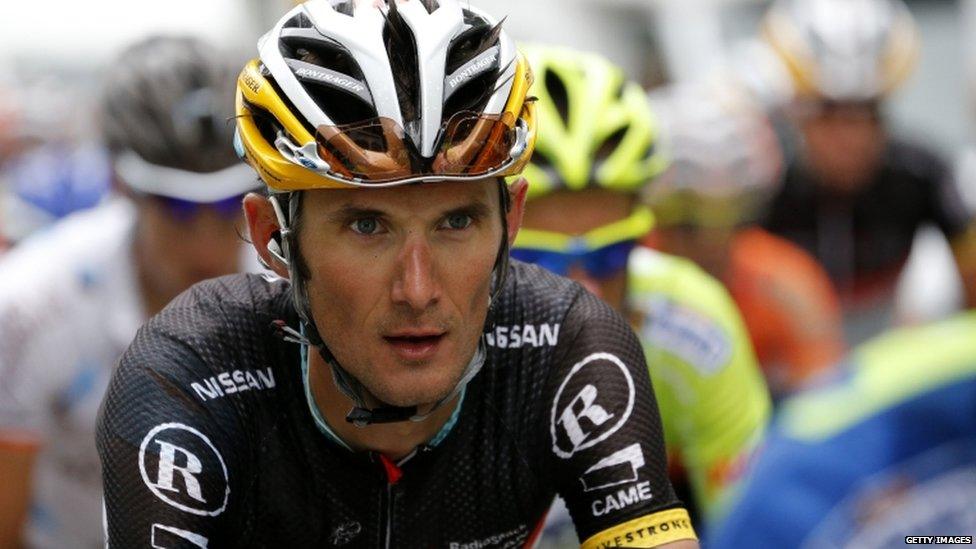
[{"left": 517, "top": 45, "right": 668, "bottom": 199}]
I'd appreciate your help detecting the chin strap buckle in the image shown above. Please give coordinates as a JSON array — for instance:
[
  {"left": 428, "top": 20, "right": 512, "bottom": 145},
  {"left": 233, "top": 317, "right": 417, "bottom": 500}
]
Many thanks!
[{"left": 346, "top": 405, "right": 419, "bottom": 427}]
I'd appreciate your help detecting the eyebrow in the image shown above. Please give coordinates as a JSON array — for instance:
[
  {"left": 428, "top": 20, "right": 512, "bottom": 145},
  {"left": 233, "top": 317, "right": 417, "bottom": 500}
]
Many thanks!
[
  {"left": 445, "top": 199, "right": 492, "bottom": 220},
  {"left": 328, "top": 205, "right": 388, "bottom": 224},
  {"left": 328, "top": 198, "right": 494, "bottom": 223}
]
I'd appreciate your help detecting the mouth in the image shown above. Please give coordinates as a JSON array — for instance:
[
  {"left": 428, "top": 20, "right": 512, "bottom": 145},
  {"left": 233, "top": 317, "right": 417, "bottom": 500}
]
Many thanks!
[{"left": 383, "top": 331, "right": 447, "bottom": 362}]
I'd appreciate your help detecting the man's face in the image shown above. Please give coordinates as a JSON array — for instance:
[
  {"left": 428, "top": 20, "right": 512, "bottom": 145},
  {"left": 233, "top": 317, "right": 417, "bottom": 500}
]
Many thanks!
[
  {"left": 798, "top": 101, "right": 885, "bottom": 193},
  {"left": 136, "top": 195, "right": 245, "bottom": 298},
  {"left": 298, "top": 180, "right": 504, "bottom": 408},
  {"left": 519, "top": 189, "right": 635, "bottom": 311}
]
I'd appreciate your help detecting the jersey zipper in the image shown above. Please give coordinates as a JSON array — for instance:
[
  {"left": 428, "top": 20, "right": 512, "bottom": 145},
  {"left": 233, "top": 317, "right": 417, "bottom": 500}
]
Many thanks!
[
  {"left": 378, "top": 449, "right": 417, "bottom": 549},
  {"left": 384, "top": 483, "right": 395, "bottom": 549}
]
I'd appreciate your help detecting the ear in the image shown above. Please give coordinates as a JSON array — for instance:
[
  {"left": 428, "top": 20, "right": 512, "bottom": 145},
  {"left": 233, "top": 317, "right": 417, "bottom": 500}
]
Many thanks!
[
  {"left": 505, "top": 177, "right": 528, "bottom": 247},
  {"left": 243, "top": 193, "right": 291, "bottom": 280}
]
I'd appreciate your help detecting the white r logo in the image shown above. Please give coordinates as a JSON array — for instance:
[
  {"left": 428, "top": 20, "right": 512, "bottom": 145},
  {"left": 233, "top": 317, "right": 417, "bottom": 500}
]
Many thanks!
[
  {"left": 557, "top": 385, "right": 615, "bottom": 449},
  {"left": 550, "top": 353, "right": 636, "bottom": 459},
  {"left": 139, "top": 423, "right": 229, "bottom": 516},
  {"left": 153, "top": 440, "right": 206, "bottom": 504}
]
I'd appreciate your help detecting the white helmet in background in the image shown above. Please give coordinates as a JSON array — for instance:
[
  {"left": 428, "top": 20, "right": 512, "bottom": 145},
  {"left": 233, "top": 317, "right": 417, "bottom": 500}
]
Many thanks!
[
  {"left": 645, "top": 82, "right": 784, "bottom": 227},
  {"left": 762, "top": 0, "right": 920, "bottom": 101},
  {"left": 721, "top": 38, "right": 797, "bottom": 111}
]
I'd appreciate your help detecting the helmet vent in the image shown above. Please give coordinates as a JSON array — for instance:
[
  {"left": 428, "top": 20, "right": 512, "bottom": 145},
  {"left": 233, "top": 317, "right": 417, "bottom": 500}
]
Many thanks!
[
  {"left": 446, "top": 20, "right": 503, "bottom": 74},
  {"left": 329, "top": 0, "right": 355, "bottom": 16},
  {"left": 442, "top": 21, "right": 505, "bottom": 122},
  {"left": 382, "top": 0, "right": 422, "bottom": 124},
  {"left": 419, "top": 0, "right": 440, "bottom": 14},
  {"left": 544, "top": 69, "right": 571, "bottom": 126},
  {"left": 596, "top": 126, "right": 628, "bottom": 162},
  {"left": 612, "top": 78, "right": 627, "bottom": 101}
]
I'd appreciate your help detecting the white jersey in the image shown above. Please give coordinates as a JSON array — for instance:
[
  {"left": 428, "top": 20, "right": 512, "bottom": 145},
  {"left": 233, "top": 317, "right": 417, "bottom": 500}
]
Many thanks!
[
  {"left": 0, "top": 199, "right": 143, "bottom": 549},
  {"left": 0, "top": 197, "right": 266, "bottom": 548}
]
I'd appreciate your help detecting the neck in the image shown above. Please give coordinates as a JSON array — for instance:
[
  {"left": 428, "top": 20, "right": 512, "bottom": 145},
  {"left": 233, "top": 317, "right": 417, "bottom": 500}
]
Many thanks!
[
  {"left": 132, "top": 240, "right": 172, "bottom": 318},
  {"left": 307, "top": 349, "right": 460, "bottom": 460}
]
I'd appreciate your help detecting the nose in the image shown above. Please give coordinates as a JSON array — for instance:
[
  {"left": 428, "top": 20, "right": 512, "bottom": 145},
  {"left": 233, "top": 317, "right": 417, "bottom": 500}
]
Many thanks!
[
  {"left": 567, "top": 265, "right": 604, "bottom": 299},
  {"left": 391, "top": 234, "right": 441, "bottom": 311}
]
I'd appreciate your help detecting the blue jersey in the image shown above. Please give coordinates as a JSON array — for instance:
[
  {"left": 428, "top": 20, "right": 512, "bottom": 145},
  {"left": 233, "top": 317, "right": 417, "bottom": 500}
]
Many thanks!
[{"left": 710, "top": 312, "right": 976, "bottom": 548}]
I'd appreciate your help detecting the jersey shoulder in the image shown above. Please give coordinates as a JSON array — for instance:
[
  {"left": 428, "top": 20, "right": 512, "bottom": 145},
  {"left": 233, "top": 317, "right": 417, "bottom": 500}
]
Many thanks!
[
  {"left": 0, "top": 200, "right": 137, "bottom": 393},
  {"left": 780, "top": 312, "right": 976, "bottom": 441},
  {"left": 628, "top": 247, "right": 746, "bottom": 376},
  {"left": 104, "top": 273, "right": 294, "bottom": 430},
  {"left": 730, "top": 228, "right": 839, "bottom": 325},
  {"left": 0, "top": 199, "right": 134, "bottom": 317},
  {"left": 486, "top": 261, "right": 584, "bottom": 350},
  {"left": 883, "top": 138, "right": 949, "bottom": 182},
  {"left": 712, "top": 314, "right": 976, "bottom": 548},
  {"left": 951, "top": 147, "right": 976, "bottom": 219},
  {"left": 120, "top": 273, "right": 293, "bottom": 381}
]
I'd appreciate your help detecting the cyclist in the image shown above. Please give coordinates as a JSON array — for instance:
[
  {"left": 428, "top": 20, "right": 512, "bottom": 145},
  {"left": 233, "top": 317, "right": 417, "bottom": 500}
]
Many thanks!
[
  {"left": 96, "top": 2, "right": 698, "bottom": 548},
  {"left": 510, "top": 46, "right": 770, "bottom": 538},
  {"left": 0, "top": 36, "right": 258, "bottom": 548},
  {"left": 759, "top": 0, "right": 976, "bottom": 345},
  {"left": 645, "top": 83, "right": 844, "bottom": 400},
  {"left": 0, "top": 144, "right": 112, "bottom": 245},
  {"left": 710, "top": 312, "right": 976, "bottom": 547}
]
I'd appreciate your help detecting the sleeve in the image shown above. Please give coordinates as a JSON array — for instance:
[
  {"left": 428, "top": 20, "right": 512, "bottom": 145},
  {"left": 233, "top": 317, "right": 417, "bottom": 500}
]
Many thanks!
[
  {"left": 767, "top": 245, "right": 845, "bottom": 395},
  {"left": 96, "top": 323, "right": 244, "bottom": 549},
  {"left": 631, "top": 263, "right": 771, "bottom": 522},
  {"left": 930, "top": 150, "right": 974, "bottom": 239},
  {"left": 0, "top": 294, "right": 58, "bottom": 446},
  {"left": 545, "top": 290, "right": 698, "bottom": 548}
]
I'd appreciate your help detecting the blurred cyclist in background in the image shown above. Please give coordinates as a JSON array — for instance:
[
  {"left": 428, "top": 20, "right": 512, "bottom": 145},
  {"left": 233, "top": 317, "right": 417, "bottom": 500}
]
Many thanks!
[
  {"left": 710, "top": 312, "right": 976, "bottom": 547},
  {"left": 646, "top": 83, "right": 844, "bottom": 400},
  {"left": 760, "top": 0, "right": 976, "bottom": 344},
  {"left": 0, "top": 66, "right": 109, "bottom": 250},
  {"left": 513, "top": 47, "right": 770, "bottom": 545},
  {"left": 0, "top": 144, "right": 112, "bottom": 245},
  {"left": 0, "top": 36, "right": 258, "bottom": 548}
]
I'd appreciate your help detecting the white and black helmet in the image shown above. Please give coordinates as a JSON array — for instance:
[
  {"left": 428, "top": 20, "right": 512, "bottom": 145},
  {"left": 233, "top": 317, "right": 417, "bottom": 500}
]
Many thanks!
[
  {"left": 101, "top": 36, "right": 256, "bottom": 202},
  {"left": 237, "top": 0, "right": 536, "bottom": 191},
  {"left": 762, "top": 0, "right": 920, "bottom": 101}
]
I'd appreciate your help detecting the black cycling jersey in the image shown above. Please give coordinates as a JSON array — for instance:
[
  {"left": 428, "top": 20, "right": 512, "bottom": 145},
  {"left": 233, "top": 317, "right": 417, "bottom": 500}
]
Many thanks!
[
  {"left": 763, "top": 138, "right": 972, "bottom": 297},
  {"left": 97, "top": 262, "right": 691, "bottom": 548}
]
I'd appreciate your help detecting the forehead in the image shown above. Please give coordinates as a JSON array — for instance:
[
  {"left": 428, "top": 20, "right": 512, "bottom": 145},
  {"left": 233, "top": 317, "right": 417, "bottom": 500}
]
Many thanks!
[
  {"left": 303, "top": 178, "right": 499, "bottom": 217},
  {"left": 522, "top": 189, "right": 634, "bottom": 234}
]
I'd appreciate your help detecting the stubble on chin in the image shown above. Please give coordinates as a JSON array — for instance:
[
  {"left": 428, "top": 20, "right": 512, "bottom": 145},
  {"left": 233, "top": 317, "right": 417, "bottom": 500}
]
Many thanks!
[{"left": 355, "top": 343, "right": 476, "bottom": 408}]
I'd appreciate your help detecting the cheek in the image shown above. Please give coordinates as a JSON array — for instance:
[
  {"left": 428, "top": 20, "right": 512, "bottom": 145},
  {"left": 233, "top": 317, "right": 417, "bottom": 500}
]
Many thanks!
[
  {"left": 439, "top": 237, "right": 499, "bottom": 312},
  {"left": 302, "top": 241, "right": 385, "bottom": 326}
]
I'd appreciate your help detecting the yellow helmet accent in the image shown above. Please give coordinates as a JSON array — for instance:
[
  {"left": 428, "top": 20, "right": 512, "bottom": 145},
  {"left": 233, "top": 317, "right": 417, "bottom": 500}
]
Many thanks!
[
  {"left": 236, "top": 51, "right": 537, "bottom": 192},
  {"left": 236, "top": 61, "right": 347, "bottom": 191}
]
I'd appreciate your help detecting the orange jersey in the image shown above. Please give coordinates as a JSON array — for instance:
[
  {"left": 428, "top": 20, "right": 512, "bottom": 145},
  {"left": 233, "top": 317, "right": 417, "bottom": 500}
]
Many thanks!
[{"left": 727, "top": 228, "right": 845, "bottom": 398}]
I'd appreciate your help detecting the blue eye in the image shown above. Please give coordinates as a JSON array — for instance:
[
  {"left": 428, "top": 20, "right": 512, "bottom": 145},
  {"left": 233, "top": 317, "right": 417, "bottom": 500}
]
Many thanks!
[
  {"left": 351, "top": 218, "right": 381, "bottom": 235},
  {"left": 443, "top": 214, "right": 472, "bottom": 230}
]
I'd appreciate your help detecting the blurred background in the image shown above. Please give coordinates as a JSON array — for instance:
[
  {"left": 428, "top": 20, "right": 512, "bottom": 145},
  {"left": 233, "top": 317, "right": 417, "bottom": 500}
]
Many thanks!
[
  {"left": 1, "top": 0, "right": 974, "bottom": 547},
  {"left": 1, "top": 0, "right": 971, "bottom": 319}
]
